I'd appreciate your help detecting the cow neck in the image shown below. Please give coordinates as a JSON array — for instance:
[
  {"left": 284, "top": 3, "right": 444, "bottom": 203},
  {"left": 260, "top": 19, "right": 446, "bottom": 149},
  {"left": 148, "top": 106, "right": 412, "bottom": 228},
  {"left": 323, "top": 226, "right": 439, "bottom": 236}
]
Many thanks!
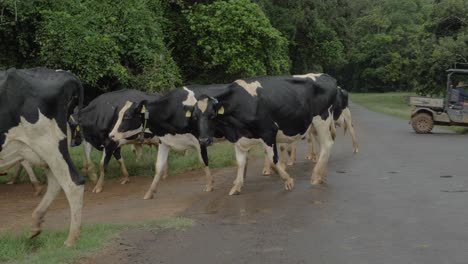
[{"left": 145, "top": 96, "right": 177, "bottom": 135}]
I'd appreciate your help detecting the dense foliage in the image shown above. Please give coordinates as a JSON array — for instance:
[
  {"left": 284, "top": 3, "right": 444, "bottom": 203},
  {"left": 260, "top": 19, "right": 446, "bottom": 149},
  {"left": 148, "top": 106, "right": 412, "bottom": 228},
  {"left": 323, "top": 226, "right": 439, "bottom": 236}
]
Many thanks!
[{"left": 1, "top": 0, "right": 467, "bottom": 94}]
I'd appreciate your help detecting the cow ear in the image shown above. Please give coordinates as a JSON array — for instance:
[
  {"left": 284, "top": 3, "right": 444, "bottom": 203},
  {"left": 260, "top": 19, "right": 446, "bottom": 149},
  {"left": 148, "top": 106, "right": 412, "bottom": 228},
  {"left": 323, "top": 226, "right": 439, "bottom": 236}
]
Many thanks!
[{"left": 136, "top": 100, "right": 148, "bottom": 114}]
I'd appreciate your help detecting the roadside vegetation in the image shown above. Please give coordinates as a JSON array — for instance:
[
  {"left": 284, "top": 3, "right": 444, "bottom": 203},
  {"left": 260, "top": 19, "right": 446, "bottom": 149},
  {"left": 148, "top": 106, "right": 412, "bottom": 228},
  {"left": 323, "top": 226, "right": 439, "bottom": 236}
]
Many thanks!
[
  {"left": 1, "top": 0, "right": 466, "bottom": 94},
  {"left": 0, "top": 141, "right": 263, "bottom": 184},
  {"left": 350, "top": 92, "right": 415, "bottom": 119},
  {"left": 0, "top": 217, "right": 193, "bottom": 264}
]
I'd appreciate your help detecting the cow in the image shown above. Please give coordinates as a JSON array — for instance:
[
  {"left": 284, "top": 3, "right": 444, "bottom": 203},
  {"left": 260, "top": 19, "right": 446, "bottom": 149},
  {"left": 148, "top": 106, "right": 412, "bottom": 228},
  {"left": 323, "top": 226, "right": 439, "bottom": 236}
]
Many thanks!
[
  {"left": 0, "top": 67, "right": 84, "bottom": 246},
  {"left": 108, "top": 84, "right": 229, "bottom": 199},
  {"left": 262, "top": 87, "right": 358, "bottom": 174},
  {"left": 68, "top": 89, "right": 161, "bottom": 193},
  {"left": 192, "top": 74, "right": 342, "bottom": 195}
]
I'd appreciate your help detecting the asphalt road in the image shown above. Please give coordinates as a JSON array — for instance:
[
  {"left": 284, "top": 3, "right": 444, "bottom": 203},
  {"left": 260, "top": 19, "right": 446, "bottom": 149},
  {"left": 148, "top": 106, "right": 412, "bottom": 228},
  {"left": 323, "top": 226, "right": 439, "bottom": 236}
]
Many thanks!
[{"left": 103, "top": 103, "right": 468, "bottom": 264}]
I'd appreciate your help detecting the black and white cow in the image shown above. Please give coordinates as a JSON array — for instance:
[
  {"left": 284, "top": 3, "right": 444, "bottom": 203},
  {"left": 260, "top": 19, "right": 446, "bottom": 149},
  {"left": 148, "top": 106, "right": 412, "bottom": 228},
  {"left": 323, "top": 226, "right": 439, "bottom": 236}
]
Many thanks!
[
  {"left": 0, "top": 68, "right": 84, "bottom": 246},
  {"left": 192, "top": 73, "right": 342, "bottom": 195},
  {"left": 263, "top": 86, "right": 358, "bottom": 173},
  {"left": 108, "top": 84, "right": 228, "bottom": 199},
  {"left": 68, "top": 89, "right": 161, "bottom": 193},
  {"left": 304, "top": 87, "right": 358, "bottom": 162}
]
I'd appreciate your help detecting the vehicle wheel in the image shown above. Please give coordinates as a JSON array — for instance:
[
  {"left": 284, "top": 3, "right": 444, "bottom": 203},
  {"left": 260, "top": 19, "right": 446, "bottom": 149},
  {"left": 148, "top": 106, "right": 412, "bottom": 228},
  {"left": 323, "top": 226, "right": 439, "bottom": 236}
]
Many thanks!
[{"left": 411, "top": 113, "right": 434, "bottom": 134}]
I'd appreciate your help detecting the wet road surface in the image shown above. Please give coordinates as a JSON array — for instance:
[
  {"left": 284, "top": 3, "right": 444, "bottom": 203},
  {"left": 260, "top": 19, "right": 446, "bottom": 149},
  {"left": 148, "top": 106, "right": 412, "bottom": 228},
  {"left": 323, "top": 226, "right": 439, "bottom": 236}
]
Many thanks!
[{"left": 97, "top": 103, "right": 468, "bottom": 264}]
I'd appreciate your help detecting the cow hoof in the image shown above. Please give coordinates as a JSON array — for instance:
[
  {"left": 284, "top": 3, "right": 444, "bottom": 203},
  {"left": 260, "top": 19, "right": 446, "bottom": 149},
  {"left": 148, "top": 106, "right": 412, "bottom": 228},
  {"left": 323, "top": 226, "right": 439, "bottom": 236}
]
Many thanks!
[
  {"left": 284, "top": 178, "right": 295, "bottom": 191},
  {"left": 311, "top": 179, "right": 323, "bottom": 185},
  {"left": 64, "top": 238, "right": 75, "bottom": 247},
  {"left": 29, "top": 229, "right": 41, "bottom": 239},
  {"left": 143, "top": 193, "right": 154, "bottom": 200},
  {"left": 229, "top": 185, "right": 242, "bottom": 196},
  {"left": 287, "top": 161, "right": 295, "bottom": 166},
  {"left": 353, "top": 148, "right": 359, "bottom": 154},
  {"left": 34, "top": 186, "right": 44, "bottom": 196},
  {"left": 120, "top": 178, "right": 130, "bottom": 185},
  {"left": 204, "top": 185, "right": 214, "bottom": 192},
  {"left": 262, "top": 169, "right": 271, "bottom": 176},
  {"left": 92, "top": 186, "right": 103, "bottom": 193}
]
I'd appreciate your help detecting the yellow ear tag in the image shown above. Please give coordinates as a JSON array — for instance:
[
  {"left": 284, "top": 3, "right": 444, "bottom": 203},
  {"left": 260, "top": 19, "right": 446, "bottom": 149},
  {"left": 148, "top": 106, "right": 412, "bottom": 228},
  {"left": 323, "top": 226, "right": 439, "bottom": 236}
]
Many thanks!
[
  {"left": 76, "top": 125, "right": 80, "bottom": 132},
  {"left": 140, "top": 105, "right": 146, "bottom": 114},
  {"left": 217, "top": 106, "right": 225, "bottom": 115},
  {"left": 185, "top": 110, "right": 192, "bottom": 118}
]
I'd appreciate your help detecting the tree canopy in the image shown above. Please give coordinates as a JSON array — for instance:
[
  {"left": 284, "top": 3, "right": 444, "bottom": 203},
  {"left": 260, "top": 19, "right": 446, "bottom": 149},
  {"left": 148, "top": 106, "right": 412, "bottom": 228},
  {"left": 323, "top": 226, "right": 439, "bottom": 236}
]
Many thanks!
[{"left": 1, "top": 0, "right": 467, "bottom": 94}]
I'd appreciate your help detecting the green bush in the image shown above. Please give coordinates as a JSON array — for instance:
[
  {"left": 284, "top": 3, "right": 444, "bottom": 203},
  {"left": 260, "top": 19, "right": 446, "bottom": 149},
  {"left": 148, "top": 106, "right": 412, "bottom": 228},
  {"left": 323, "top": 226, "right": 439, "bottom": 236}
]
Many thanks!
[
  {"left": 35, "top": 0, "right": 181, "bottom": 92},
  {"left": 184, "top": 0, "right": 290, "bottom": 82}
]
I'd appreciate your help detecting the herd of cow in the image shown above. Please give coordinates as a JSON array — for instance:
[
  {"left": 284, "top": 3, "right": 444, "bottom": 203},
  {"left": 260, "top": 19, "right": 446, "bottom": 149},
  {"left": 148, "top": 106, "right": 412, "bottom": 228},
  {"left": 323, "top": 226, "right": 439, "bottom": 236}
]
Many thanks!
[{"left": 0, "top": 68, "right": 358, "bottom": 246}]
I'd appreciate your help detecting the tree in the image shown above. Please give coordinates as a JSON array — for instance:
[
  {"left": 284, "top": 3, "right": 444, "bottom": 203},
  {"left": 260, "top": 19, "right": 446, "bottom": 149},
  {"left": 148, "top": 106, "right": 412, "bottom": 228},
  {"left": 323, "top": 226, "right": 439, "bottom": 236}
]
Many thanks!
[{"left": 184, "top": 0, "right": 290, "bottom": 83}]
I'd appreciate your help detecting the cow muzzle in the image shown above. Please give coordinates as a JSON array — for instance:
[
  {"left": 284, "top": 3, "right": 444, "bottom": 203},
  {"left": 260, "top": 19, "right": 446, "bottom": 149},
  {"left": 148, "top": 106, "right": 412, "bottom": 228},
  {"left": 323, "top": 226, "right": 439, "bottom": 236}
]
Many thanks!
[{"left": 199, "top": 137, "right": 213, "bottom": 146}]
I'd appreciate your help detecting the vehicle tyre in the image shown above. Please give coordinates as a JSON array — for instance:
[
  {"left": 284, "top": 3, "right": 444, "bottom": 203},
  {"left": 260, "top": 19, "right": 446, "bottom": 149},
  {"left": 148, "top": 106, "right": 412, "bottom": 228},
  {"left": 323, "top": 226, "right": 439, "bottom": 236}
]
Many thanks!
[{"left": 411, "top": 113, "right": 434, "bottom": 134}]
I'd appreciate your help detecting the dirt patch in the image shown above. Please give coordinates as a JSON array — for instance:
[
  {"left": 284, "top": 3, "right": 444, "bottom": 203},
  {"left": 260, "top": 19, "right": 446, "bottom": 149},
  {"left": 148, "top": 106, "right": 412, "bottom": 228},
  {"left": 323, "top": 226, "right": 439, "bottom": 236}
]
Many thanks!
[{"left": 0, "top": 168, "right": 231, "bottom": 233}]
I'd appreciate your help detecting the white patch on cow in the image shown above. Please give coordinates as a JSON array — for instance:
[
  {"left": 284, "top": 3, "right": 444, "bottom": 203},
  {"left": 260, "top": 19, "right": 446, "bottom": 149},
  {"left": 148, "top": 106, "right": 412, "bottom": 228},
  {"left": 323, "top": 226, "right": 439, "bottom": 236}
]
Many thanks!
[
  {"left": 197, "top": 98, "right": 209, "bottom": 113},
  {"left": 230, "top": 137, "right": 294, "bottom": 195},
  {"left": 310, "top": 113, "right": 335, "bottom": 185},
  {"left": 144, "top": 133, "right": 212, "bottom": 199},
  {"left": 235, "top": 80, "right": 262, "bottom": 97},
  {"left": 293, "top": 73, "right": 323, "bottom": 81},
  {"left": 182, "top": 87, "right": 197, "bottom": 106},
  {"left": 109, "top": 101, "right": 136, "bottom": 141},
  {"left": 0, "top": 110, "right": 84, "bottom": 246}
]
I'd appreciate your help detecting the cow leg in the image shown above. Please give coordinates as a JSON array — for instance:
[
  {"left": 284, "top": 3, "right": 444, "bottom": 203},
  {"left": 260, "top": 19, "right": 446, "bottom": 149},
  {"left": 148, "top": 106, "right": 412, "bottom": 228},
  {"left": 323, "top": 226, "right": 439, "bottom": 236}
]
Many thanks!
[
  {"left": 278, "top": 143, "right": 288, "bottom": 170},
  {"left": 343, "top": 108, "right": 359, "bottom": 153},
  {"left": 92, "top": 146, "right": 114, "bottom": 193},
  {"left": 262, "top": 148, "right": 271, "bottom": 176},
  {"left": 6, "top": 164, "right": 22, "bottom": 184},
  {"left": 144, "top": 143, "right": 170, "bottom": 200},
  {"left": 113, "top": 148, "right": 130, "bottom": 184},
  {"left": 82, "top": 142, "right": 97, "bottom": 182},
  {"left": 196, "top": 144, "right": 213, "bottom": 192},
  {"left": 21, "top": 161, "right": 43, "bottom": 196},
  {"left": 229, "top": 143, "right": 248, "bottom": 195},
  {"left": 287, "top": 142, "right": 296, "bottom": 166},
  {"left": 132, "top": 144, "right": 143, "bottom": 162},
  {"left": 311, "top": 115, "right": 335, "bottom": 185},
  {"left": 305, "top": 127, "right": 318, "bottom": 162},
  {"left": 30, "top": 169, "right": 61, "bottom": 240},
  {"left": 264, "top": 144, "right": 295, "bottom": 191}
]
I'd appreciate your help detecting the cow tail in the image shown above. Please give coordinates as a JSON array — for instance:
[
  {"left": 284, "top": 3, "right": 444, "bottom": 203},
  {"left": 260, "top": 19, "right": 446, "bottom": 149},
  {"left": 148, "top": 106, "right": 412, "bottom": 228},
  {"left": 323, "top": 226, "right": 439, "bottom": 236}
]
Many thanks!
[
  {"left": 77, "top": 81, "right": 84, "bottom": 124},
  {"left": 343, "top": 118, "right": 348, "bottom": 135},
  {"left": 328, "top": 107, "right": 336, "bottom": 140}
]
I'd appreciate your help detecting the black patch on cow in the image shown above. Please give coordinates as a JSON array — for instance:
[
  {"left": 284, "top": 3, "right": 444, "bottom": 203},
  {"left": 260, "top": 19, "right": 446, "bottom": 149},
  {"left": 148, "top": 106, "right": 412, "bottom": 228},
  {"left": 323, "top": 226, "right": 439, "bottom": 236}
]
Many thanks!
[
  {"left": 59, "top": 139, "right": 85, "bottom": 185},
  {"left": 193, "top": 75, "right": 341, "bottom": 156},
  {"left": 200, "top": 145, "right": 209, "bottom": 166}
]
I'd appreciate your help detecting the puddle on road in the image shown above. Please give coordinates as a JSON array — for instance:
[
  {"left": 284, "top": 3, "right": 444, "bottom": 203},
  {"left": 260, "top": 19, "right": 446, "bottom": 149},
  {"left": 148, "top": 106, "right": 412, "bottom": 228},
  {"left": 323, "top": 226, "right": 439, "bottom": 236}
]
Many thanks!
[
  {"left": 440, "top": 175, "right": 453, "bottom": 178},
  {"left": 441, "top": 189, "right": 467, "bottom": 193}
]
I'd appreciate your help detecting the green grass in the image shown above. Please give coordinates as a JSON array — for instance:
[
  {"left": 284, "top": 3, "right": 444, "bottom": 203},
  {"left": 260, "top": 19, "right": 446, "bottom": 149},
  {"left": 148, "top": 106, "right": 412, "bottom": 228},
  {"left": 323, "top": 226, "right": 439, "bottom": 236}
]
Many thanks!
[
  {"left": 350, "top": 92, "right": 415, "bottom": 119},
  {"left": 0, "top": 141, "right": 264, "bottom": 184},
  {"left": 351, "top": 92, "right": 468, "bottom": 133},
  {"left": 0, "top": 217, "right": 193, "bottom": 264}
]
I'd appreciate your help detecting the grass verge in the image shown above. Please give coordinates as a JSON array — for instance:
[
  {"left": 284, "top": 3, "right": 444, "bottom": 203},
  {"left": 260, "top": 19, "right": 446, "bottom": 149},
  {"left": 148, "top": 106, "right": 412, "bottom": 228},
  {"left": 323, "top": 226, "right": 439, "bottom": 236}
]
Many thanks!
[
  {"left": 0, "top": 140, "right": 264, "bottom": 184},
  {"left": 0, "top": 217, "right": 193, "bottom": 264},
  {"left": 351, "top": 92, "right": 468, "bottom": 133}
]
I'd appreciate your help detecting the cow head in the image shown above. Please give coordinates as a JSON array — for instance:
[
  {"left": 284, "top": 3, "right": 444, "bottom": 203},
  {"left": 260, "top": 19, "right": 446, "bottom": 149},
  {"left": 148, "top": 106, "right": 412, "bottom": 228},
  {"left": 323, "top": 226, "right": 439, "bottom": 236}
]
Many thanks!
[
  {"left": 68, "top": 113, "right": 82, "bottom": 147},
  {"left": 192, "top": 95, "right": 224, "bottom": 146},
  {"left": 109, "top": 100, "right": 147, "bottom": 141}
]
